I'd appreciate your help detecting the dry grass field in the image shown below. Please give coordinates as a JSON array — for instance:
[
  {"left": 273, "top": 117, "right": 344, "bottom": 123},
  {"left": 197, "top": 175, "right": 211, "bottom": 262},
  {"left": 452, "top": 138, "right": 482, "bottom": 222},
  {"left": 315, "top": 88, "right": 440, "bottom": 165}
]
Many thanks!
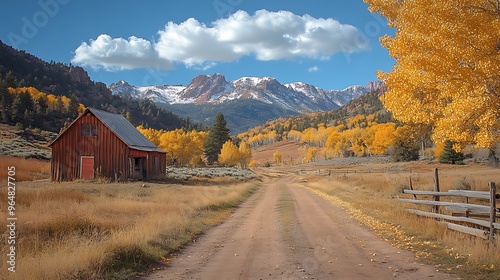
[
  {"left": 0, "top": 155, "right": 50, "bottom": 182},
  {"left": 0, "top": 176, "right": 258, "bottom": 279},
  {"left": 1, "top": 145, "right": 499, "bottom": 279}
]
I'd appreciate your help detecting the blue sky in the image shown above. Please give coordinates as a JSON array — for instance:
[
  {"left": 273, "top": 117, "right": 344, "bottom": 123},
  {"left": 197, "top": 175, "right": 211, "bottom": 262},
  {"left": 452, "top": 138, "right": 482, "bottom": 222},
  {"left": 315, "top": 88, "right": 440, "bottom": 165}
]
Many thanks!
[{"left": 1, "top": 0, "right": 394, "bottom": 90}]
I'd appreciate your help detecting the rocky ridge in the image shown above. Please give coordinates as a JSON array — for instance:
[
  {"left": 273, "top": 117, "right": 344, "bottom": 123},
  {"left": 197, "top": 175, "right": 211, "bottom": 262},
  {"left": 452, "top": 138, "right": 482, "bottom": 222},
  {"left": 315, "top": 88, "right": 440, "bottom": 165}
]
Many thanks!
[{"left": 109, "top": 74, "right": 384, "bottom": 114}]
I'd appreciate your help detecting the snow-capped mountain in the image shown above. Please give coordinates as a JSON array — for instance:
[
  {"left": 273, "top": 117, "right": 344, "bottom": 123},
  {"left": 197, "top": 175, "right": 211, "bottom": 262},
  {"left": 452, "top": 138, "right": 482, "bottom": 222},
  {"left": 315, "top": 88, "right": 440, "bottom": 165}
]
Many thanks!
[
  {"left": 109, "top": 80, "right": 187, "bottom": 104},
  {"left": 109, "top": 74, "right": 382, "bottom": 114}
]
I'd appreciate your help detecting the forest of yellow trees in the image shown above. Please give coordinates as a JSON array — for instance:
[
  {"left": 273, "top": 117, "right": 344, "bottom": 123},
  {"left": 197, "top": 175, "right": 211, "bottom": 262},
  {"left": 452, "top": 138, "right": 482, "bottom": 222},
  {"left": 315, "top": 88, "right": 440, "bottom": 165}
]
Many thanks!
[
  {"left": 8, "top": 87, "right": 84, "bottom": 114},
  {"left": 137, "top": 126, "right": 252, "bottom": 168},
  {"left": 236, "top": 109, "right": 436, "bottom": 164}
]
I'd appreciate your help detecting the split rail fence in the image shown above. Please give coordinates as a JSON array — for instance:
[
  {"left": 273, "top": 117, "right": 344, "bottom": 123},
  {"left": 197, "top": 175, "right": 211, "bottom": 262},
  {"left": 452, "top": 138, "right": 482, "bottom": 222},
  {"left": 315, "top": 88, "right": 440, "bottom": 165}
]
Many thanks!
[{"left": 401, "top": 168, "right": 499, "bottom": 240}]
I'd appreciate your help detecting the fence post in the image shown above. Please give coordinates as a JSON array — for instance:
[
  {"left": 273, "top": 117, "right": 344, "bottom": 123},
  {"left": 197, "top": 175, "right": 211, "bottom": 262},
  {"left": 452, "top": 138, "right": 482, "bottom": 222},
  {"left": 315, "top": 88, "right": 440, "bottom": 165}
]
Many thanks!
[
  {"left": 490, "top": 182, "right": 497, "bottom": 240},
  {"left": 433, "top": 168, "right": 440, "bottom": 213},
  {"left": 409, "top": 176, "right": 417, "bottom": 199}
]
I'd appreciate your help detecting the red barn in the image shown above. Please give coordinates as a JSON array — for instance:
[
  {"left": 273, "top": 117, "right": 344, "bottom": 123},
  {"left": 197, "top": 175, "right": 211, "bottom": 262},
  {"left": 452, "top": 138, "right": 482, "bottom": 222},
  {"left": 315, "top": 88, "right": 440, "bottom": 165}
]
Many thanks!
[{"left": 49, "top": 108, "right": 166, "bottom": 182}]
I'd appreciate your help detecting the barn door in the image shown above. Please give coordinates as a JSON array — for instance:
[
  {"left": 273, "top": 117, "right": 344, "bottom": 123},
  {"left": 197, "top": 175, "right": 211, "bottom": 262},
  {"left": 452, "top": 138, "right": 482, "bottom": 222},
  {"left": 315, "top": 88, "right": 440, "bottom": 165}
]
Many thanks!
[
  {"left": 81, "top": 156, "right": 94, "bottom": 179},
  {"left": 130, "top": 157, "right": 145, "bottom": 179}
]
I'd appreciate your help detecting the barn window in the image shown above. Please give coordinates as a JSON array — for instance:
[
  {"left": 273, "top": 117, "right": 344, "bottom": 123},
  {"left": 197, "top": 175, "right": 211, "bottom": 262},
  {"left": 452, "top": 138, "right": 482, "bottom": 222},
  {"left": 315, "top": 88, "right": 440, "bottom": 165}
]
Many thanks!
[{"left": 81, "top": 124, "right": 97, "bottom": 136}]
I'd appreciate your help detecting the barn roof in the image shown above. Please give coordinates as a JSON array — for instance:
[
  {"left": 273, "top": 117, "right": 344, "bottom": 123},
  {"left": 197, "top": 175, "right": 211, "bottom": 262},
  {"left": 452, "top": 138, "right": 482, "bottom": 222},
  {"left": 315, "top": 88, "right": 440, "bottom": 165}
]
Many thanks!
[{"left": 50, "top": 108, "right": 165, "bottom": 153}]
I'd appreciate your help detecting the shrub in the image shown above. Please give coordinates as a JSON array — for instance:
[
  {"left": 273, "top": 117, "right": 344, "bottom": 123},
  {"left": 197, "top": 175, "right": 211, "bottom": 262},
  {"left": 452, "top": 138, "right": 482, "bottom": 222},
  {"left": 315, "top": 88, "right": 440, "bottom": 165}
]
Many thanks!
[{"left": 389, "top": 139, "right": 419, "bottom": 162}]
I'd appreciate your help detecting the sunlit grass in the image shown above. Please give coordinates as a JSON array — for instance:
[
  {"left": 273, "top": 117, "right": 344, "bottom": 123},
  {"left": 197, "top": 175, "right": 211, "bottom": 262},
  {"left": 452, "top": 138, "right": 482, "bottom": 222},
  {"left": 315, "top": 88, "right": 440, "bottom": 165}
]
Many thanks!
[
  {"left": 0, "top": 155, "right": 50, "bottom": 182},
  {"left": 301, "top": 164, "right": 500, "bottom": 280},
  {"left": 0, "top": 180, "right": 258, "bottom": 279}
]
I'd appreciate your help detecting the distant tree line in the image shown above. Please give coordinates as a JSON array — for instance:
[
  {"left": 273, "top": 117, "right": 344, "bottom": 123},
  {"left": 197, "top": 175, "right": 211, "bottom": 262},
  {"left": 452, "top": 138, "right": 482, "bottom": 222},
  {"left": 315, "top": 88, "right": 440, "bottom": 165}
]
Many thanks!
[{"left": 0, "top": 40, "right": 200, "bottom": 132}]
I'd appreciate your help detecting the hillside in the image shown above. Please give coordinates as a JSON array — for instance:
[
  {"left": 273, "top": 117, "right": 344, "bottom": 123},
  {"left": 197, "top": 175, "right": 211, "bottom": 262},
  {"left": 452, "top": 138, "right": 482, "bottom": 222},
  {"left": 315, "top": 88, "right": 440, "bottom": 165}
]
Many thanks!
[
  {"left": 0, "top": 124, "right": 55, "bottom": 160},
  {"left": 0, "top": 41, "right": 190, "bottom": 132},
  {"left": 160, "top": 99, "right": 298, "bottom": 134},
  {"left": 241, "top": 88, "right": 390, "bottom": 137}
]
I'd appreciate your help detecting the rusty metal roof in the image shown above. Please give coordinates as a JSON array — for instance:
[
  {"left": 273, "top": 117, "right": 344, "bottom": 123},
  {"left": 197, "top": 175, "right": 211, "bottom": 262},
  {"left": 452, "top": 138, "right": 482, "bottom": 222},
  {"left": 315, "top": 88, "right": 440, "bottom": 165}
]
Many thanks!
[{"left": 87, "top": 108, "right": 165, "bottom": 153}]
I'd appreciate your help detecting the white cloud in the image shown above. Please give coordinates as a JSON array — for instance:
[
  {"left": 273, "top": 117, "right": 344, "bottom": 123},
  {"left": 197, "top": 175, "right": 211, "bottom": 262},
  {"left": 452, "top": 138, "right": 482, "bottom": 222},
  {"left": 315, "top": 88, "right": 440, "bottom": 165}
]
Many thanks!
[
  {"left": 71, "top": 34, "right": 173, "bottom": 71},
  {"left": 308, "top": 66, "right": 319, "bottom": 72},
  {"left": 72, "top": 10, "right": 369, "bottom": 71}
]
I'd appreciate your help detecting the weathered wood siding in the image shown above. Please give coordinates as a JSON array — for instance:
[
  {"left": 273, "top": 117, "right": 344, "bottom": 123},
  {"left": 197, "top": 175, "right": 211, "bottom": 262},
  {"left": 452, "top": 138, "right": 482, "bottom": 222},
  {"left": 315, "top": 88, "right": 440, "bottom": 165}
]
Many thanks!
[{"left": 145, "top": 151, "right": 167, "bottom": 179}]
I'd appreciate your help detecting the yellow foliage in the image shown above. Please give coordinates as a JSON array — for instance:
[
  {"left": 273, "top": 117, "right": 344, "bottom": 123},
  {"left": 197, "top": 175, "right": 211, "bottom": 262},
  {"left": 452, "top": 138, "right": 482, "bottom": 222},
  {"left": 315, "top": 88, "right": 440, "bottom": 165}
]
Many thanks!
[
  {"left": 248, "top": 160, "right": 259, "bottom": 168},
  {"left": 434, "top": 142, "right": 445, "bottom": 159},
  {"left": 247, "top": 131, "right": 279, "bottom": 148},
  {"left": 303, "top": 147, "right": 318, "bottom": 163},
  {"left": 137, "top": 127, "right": 206, "bottom": 167},
  {"left": 273, "top": 150, "right": 282, "bottom": 163},
  {"left": 238, "top": 141, "right": 252, "bottom": 169},
  {"left": 8, "top": 87, "right": 84, "bottom": 113},
  {"left": 218, "top": 141, "right": 241, "bottom": 167},
  {"left": 287, "top": 130, "right": 303, "bottom": 142},
  {"left": 365, "top": 0, "right": 500, "bottom": 148},
  {"left": 369, "top": 123, "right": 397, "bottom": 155},
  {"left": 160, "top": 130, "right": 206, "bottom": 167},
  {"left": 136, "top": 125, "right": 163, "bottom": 146}
]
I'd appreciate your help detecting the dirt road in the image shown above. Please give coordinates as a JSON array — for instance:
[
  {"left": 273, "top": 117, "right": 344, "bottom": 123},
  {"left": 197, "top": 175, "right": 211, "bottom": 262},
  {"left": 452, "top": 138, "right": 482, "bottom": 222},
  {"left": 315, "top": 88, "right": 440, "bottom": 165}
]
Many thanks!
[{"left": 147, "top": 174, "right": 454, "bottom": 280}]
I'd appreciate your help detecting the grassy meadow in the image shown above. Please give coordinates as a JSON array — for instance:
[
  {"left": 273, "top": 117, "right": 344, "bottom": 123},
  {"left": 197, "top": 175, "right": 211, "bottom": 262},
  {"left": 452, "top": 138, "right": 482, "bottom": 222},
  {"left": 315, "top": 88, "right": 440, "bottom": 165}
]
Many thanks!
[
  {"left": 0, "top": 172, "right": 258, "bottom": 279},
  {"left": 299, "top": 163, "right": 500, "bottom": 279},
  {"left": 0, "top": 155, "right": 50, "bottom": 182}
]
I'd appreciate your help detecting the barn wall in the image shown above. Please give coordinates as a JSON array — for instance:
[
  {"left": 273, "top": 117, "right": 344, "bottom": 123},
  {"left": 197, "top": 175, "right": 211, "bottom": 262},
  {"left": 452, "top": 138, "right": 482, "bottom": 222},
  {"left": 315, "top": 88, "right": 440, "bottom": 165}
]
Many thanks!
[
  {"left": 50, "top": 113, "right": 129, "bottom": 182},
  {"left": 146, "top": 151, "right": 166, "bottom": 178}
]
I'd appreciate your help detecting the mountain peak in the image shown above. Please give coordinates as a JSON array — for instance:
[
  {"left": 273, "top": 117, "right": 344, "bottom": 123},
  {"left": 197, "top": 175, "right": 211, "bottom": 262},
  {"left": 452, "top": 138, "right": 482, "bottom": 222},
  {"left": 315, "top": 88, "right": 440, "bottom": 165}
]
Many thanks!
[
  {"left": 109, "top": 74, "right": 377, "bottom": 113},
  {"left": 205, "top": 73, "right": 225, "bottom": 79}
]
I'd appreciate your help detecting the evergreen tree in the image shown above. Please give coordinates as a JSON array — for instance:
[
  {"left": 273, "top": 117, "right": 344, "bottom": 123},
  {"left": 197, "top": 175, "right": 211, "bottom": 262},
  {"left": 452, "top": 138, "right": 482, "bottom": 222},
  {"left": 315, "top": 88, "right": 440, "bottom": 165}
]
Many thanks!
[
  {"left": 439, "top": 140, "right": 464, "bottom": 164},
  {"left": 205, "top": 113, "right": 231, "bottom": 164},
  {"left": 0, "top": 79, "right": 12, "bottom": 123},
  {"left": 4, "top": 71, "right": 18, "bottom": 88},
  {"left": 11, "top": 91, "right": 32, "bottom": 123},
  {"left": 67, "top": 94, "right": 80, "bottom": 118},
  {"left": 390, "top": 139, "right": 419, "bottom": 162}
]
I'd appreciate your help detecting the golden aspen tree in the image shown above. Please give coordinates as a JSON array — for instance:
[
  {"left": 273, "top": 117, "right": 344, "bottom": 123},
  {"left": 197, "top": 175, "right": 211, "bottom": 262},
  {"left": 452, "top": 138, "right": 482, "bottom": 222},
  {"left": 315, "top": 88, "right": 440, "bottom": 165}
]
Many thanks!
[
  {"left": 137, "top": 126, "right": 163, "bottom": 146},
  {"left": 324, "top": 131, "right": 344, "bottom": 158},
  {"left": 77, "top": 104, "right": 86, "bottom": 115},
  {"left": 219, "top": 140, "right": 241, "bottom": 167},
  {"left": 171, "top": 130, "right": 206, "bottom": 166},
  {"left": 369, "top": 122, "right": 397, "bottom": 155},
  {"left": 273, "top": 150, "right": 282, "bottom": 163},
  {"left": 303, "top": 147, "right": 318, "bottom": 163},
  {"left": 287, "top": 130, "right": 303, "bottom": 142},
  {"left": 345, "top": 128, "right": 365, "bottom": 156},
  {"left": 239, "top": 141, "right": 252, "bottom": 169},
  {"left": 301, "top": 127, "right": 316, "bottom": 144},
  {"left": 46, "top": 94, "right": 58, "bottom": 111},
  {"left": 365, "top": 0, "right": 500, "bottom": 148},
  {"left": 218, "top": 140, "right": 240, "bottom": 166}
]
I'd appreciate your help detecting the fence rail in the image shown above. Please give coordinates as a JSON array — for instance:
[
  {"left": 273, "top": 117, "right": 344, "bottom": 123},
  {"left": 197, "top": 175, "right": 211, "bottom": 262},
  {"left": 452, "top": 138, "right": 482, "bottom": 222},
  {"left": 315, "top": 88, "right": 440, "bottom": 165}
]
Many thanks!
[
  {"left": 401, "top": 168, "right": 498, "bottom": 240},
  {"left": 296, "top": 168, "right": 412, "bottom": 176}
]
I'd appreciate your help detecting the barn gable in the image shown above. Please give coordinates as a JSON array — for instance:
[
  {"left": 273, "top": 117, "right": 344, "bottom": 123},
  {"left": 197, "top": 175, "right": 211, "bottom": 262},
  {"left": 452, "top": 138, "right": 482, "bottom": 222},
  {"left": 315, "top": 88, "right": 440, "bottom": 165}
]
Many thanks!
[
  {"left": 49, "top": 108, "right": 166, "bottom": 182},
  {"left": 86, "top": 108, "right": 164, "bottom": 152}
]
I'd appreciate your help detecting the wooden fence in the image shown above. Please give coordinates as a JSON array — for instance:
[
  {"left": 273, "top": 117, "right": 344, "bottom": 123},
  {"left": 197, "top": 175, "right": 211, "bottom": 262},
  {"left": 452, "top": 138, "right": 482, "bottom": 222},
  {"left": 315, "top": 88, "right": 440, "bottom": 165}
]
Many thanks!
[
  {"left": 401, "top": 168, "right": 499, "bottom": 239},
  {"left": 297, "top": 168, "right": 412, "bottom": 176}
]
